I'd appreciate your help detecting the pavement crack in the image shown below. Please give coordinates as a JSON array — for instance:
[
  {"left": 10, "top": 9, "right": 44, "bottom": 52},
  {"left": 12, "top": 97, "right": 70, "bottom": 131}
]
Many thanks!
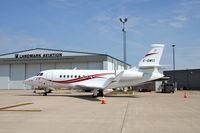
[{"left": 120, "top": 100, "right": 130, "bottom": 133}]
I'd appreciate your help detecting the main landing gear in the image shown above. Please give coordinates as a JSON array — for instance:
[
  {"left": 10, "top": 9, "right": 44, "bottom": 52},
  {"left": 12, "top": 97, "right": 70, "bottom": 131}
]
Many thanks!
[{"left": 92, "top": 89, "right": 104, "bottom": 97}]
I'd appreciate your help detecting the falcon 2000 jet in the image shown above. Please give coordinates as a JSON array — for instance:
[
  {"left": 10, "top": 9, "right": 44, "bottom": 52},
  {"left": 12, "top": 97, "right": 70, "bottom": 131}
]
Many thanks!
[{"left": 24, "top": 44, "right": 165, "bottom": 97}]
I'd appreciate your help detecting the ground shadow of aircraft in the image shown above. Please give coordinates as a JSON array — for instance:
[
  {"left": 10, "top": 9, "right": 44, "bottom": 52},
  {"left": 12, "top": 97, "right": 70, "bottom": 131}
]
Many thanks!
[
  {"left": 17, "top": 93, "right": 101, "bottom": 102},
  {"left": 17, "top": 92, "right": 140, "bottom": 102},
  {"left": 105, "top": 95, "right": 141, "bottom": 98}
]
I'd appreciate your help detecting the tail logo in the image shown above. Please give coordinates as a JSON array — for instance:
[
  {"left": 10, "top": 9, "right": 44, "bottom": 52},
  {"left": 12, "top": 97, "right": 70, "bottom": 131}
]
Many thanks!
[{"left": 145, "top": 53, "right": 158, "bottom": 57}]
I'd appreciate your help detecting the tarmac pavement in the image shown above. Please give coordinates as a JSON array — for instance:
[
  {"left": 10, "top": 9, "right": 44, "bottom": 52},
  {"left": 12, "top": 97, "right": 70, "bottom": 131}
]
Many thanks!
[{"left": 0, "top": 90, "right": 200, "bottom": 133}]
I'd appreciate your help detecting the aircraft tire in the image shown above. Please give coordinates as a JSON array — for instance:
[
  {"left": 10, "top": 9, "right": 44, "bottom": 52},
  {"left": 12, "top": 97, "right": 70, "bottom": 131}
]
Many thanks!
[{"left": 98, "top": 89, "right": 104, "bottom": 97}]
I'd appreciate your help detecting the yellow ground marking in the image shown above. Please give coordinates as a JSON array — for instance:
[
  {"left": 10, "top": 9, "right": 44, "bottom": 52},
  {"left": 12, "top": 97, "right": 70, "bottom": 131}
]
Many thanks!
[
  {"left": 0, "top": 102, "right": 41, "bottom": 112},
  {"left": 0, "top": 109, "right": 41, "bottom": 112}
]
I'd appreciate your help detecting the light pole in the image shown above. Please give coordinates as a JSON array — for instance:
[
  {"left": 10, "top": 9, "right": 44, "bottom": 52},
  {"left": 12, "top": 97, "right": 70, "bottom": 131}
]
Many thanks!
[
  {"left": 119, "top": 18, "right": 128, "bottom": 70},
  {"left": 172, "top": 45, "right": 176, "bottom": 88}
]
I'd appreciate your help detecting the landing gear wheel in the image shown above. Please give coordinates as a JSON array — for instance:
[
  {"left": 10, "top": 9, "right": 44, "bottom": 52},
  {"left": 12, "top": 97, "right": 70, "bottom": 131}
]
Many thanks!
[
  {"left": 98, "top": 89, "right": 104, "bottom": 97},
  {"left": 43, "top": 92, "right": 47, "bottom": 96}
]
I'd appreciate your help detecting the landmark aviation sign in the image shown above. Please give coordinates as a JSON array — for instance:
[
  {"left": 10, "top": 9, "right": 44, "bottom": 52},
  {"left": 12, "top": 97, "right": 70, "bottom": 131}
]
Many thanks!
[{"left": 15, "top": 53, "right": 62, "bottom": 58}]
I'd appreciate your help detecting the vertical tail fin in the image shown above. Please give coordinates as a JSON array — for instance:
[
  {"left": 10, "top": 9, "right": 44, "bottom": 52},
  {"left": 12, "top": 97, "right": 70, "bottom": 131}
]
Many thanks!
[{"left": 138, "top": 44, "right": 164, "bottom": 69}]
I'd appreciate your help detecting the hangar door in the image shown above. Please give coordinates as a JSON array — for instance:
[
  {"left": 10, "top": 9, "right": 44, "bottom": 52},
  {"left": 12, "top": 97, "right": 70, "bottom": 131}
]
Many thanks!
[
  {"left": 10, "top": 64, "right": 25, "bottom": 89},
  {"left": 26, "top": 64, "right": 40, "bottom": 79},
  {"left": 41, "top": 63, "right": 56, "bottom": 71},
  {"left": 56, "top": 63, "right": 72, "bottom": 69},
  {"left": 88, "top": 62, "right": 103, "bottom": 70},
  {"left": 0, "top": 65, "right": 9, "bottom": 89}
]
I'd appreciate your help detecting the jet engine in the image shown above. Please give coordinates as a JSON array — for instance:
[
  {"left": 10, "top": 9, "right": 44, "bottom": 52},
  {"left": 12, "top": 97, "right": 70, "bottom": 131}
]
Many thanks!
[{"left": 118, "top": 70, "right": 143, "bottom": 81}]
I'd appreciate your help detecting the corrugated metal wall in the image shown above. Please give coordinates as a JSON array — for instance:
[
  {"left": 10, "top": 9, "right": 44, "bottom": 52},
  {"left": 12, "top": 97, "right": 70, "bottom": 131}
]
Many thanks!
[
  {"left": 164, "top": 69, "right": 200, "bottom": 90},
  {"left": 0, "top": 64, "right": 9, "bottom": 89}
]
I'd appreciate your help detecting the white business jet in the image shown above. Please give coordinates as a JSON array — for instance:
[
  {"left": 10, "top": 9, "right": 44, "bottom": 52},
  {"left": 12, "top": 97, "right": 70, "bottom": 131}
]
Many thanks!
[{"left": 24, "top": 44, "right": 165, "bottom": 96}]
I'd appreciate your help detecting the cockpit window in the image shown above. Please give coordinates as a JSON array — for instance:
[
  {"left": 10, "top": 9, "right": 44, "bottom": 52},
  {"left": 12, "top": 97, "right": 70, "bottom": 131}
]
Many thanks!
[{"left": 37, "top": 73, "right": 43, "bottom": 76}]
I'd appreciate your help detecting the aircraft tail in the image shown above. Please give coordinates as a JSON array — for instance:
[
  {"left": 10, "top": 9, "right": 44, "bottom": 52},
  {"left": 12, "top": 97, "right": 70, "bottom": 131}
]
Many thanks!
[
  {"left": 107, "top": 44, "right": 165, "bottom": 88},
  {"left": 138, "top": 44, "right": 164, "bottom": 69}
]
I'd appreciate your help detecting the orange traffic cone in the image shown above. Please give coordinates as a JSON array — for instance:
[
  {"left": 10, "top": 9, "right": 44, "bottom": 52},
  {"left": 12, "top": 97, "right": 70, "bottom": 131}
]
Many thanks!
[
  {"left": 101, "top": 96, "right": 106, "bottom": 104},
  {"left": 183, "top": 92, "right": 188, "bottom": 98}
]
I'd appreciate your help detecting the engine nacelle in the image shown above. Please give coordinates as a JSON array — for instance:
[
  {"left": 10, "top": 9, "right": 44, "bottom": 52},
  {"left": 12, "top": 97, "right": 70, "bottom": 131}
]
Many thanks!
[{"left": 119, "top": 70, "right": 143, "bottom": 81}]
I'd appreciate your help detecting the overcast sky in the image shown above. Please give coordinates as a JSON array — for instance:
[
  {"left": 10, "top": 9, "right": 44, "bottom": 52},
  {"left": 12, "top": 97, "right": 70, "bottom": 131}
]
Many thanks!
[{"left": 0, "top": 0, "right": 200, "bottom": 70}]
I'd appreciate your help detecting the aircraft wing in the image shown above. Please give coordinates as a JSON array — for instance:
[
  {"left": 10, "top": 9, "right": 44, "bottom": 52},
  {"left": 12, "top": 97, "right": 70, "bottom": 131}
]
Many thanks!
[{"left": 73, "top": 77, "right": 115, "bottom": 90}]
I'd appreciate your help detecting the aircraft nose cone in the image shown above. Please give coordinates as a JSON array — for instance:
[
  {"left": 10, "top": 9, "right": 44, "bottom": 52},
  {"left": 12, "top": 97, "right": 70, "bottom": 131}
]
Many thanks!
[
  {"left": 24, "top": 79, "right": 29, "bottom": 85},
  {"left": 24, "top": 77, "right": 34, "bottom": 85}
]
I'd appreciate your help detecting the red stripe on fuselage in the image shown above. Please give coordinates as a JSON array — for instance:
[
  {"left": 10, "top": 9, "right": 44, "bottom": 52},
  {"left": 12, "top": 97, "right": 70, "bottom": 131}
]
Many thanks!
[{"left": 47, "top": 73, "right": 114, "bottom": 84}]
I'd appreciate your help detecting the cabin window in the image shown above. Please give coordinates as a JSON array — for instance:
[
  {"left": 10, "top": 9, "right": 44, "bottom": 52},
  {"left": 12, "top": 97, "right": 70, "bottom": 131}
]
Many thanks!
[
  {"left": 71, "top": 75, "right": 73, "bottom": 78},
  {"left": 60, "top": 75, "right": 62, "bottom": 78},
  {"left": 63, "top": 75, "right": 66, "bottom": 78},
  {"left": 78, "top": 75, "right": 81, "bottom": 78},
  {"left": 75, "top": 75, "right": 77, "bottom": 78},
  {"left": 67, "top": 75, "right": 69, "bottom": 78}
]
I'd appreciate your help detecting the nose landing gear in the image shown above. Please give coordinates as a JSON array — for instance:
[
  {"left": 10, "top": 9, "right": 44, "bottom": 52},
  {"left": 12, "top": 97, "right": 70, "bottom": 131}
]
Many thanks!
[{"left": 33, "top": 88, "right": 52, "bottom": 96}]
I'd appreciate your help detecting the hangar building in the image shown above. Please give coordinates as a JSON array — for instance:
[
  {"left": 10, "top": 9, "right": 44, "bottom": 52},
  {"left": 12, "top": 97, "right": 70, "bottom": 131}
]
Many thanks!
[
  {"left": 164, "top": 69, "right": 200, "bottom": 90},
  {"left": 0, "top": 48, "right": 131, "bottom": 90}
]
